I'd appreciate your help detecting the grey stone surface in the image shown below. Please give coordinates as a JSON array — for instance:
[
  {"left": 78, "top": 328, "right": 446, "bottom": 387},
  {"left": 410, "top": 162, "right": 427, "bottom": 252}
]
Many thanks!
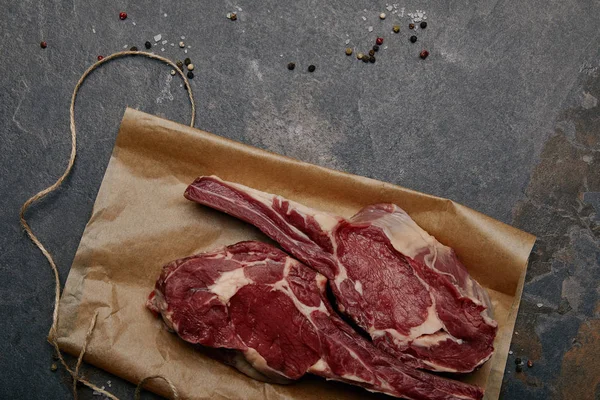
[{"left": 1, "top": 1, "right": 599, "bottom": 399}]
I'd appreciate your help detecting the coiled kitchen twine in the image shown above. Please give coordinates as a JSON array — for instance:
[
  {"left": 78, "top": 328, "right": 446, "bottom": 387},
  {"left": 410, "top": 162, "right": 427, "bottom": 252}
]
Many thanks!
[{"left": 19, "top": 50, "right": 192, "bottom": 400}]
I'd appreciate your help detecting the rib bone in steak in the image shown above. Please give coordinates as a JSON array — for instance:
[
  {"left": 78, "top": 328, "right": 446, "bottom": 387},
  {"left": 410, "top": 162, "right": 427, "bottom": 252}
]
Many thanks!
[
  {"left": 184, "top": 176, "right": 498, "bottom": 373},
  {"left": 147, "top": 241, "right": 483, "bottom": 400}
]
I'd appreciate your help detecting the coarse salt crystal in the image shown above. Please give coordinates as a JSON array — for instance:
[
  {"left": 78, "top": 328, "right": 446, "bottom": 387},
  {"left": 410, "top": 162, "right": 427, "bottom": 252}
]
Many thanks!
[
  {"left": 161, "top": 48, "right": 165, "bottom": 51},
  {"left": 362, "top": 16, "right": 366, "bottom": 21},
  {"left": 132, "top": 21, "right": 136, "bottom": 26},
  {"left": 162, "top": 40, "right": 168, "bottom": 45},
  {"left": 123, "top": 45, "right": 128, "bottom": 49},
  {"left": 345, "top": 39, "right": 350, "bottom": 44},
  {"left": 164, "top": 13, "right": 168, "bottom": 17},
  {"left": 184, "top": 49, "right": 188, "bottom": 53},
  {"left": 386, "top": 5, "right": 393, "bottom": 11},
  {"left": 154, "top": 34, "right": 162, "bottom": 42},
  {"left": 368, "top": 26, "right": 373, "bottom": 32},
  {"left": 181, "top": 36, "right": 185, "bottom": 40},
  {"left": 537, "top": 303, "right": 543, "bottom": 308},
  {"left": 509, "top": 350, "right": 513, "bottom": 355},
  {"left": 92, "top": 28, "right": 96, "bottom": 33}
]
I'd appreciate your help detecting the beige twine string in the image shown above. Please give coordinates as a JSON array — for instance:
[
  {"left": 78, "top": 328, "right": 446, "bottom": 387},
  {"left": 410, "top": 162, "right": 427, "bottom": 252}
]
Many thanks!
[{"left": 19, "top": 50, "right": 192, "bottom": 400}]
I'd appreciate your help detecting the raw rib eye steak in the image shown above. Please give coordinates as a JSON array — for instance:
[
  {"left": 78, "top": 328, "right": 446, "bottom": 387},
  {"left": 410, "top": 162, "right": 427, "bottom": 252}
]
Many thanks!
[
  {"left": 184, "top": 176, "right": 498, "bottom": 373},
  {"left": 147, "top": 241, "right": 483, "bottom": 400}
]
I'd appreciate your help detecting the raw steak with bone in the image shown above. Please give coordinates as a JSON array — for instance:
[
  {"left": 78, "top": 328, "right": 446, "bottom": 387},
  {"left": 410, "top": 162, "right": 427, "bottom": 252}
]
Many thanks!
[{"left": 183, "top": 176, "right": 498, "bottom": 373}]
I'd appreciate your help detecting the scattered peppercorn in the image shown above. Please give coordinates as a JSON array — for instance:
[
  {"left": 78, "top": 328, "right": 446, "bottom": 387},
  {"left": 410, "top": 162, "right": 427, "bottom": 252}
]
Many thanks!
[
  {"left": 376, "top": 37, "right": 384, "bottom": 45},
  {"left": 119, "top": 12, "right": 127, "bottom": 20},
  {"left": 287, "top": 62, "right": 296, "bottom": 70},
  {"left": 40, "top": 41, "right": 47, "bottom": 49},
  {"left": 230, "top": 13, "right": 237, "bottom": 21},
  {"left": 187, "top": 71, "right": 194, "bottom": 79},
  {"left": 130, "top": 46, "right": 138, "bottom": 51},
  {"left": 527, "top": 360, "right": 533, "bottom": 368},
  {"left": 516, "top": 365, "right": 523, "bottom": 373},
  {"left": 184, "top": 57, "right": 191, "bottom": 65},
  {"left": 393, "top": 25, "right": 400, "bottom": 33},
  {"left": 308, "top": 65, "right": 316, "bottom": 72},
  {"left": 145, "top": 41, "right": 152, "bottom": 49},
  {"left": 362, "top": 56, "right": 369, "bottom": 63},
  {"left": 379, "top": 13, "right": 386, "bottom": 20},
  {"left": 357, "top": 52, "right": 364, "bottom": 60},
  {"left": 345, "top": 47, "right": 353, "bottom": 56},
  {"left": 187, "top": 63, "right": 194, "bottom": 71},
  {"left": 50, "top": 363, "right": 58, "bottom": 372},
  {"left": 372, "top": 45, "right": 379, "bottom": 52},
  {"left": 409, "top": 23, "right": 415, "bottom": 29},
  {"left": 176, "top": 60, "right": 184, "bottom": 70},
  {"left": 179, "top": 41, "right": 185, "bottom": 48},
  {"left": 97, "top": 55, "right": 104, "bottom": 61},
  {"left": 420, "top": 21, "right": 427, "bottom": 29},
  {"left": 369, "top": 49, "right": 375, "bottom": 57},
  {"left": 419, "top": 50, "right": 429, "bottom": 59},
  {"left": 369, "top": 55, "right": 376, "bottom": 63},
  {"left": 170, "top": 70, "right": 176, "bottom": 76},
  {"left": 515, "top": 358, "right": 522, "bottom": 365},
  {"left": 410, "top": 35, "right": 417, "bottom": 43}
]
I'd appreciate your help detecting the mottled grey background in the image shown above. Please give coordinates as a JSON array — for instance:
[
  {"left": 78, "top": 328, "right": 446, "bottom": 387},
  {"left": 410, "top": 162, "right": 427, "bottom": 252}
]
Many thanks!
[{"left": 1, "top": 1, "right": 599, "bottom": 399}]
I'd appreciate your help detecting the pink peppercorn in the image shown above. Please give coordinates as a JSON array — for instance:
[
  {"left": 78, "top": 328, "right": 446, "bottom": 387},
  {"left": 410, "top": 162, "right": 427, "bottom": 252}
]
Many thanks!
[
  {"left": 376, "top": 37, "right": 384, "bottom": 45},
  {"left": 420, "top": 50, "right": 429, "bottom": 59},
  {"left": 119, "top": 12, "right": 127, "bottom": 20},
  {"left": 97, "top": 55, "right": 104, "bottom": 61},
  {"left": 40, "top": 41, "right": 47, "bottom": 49}
]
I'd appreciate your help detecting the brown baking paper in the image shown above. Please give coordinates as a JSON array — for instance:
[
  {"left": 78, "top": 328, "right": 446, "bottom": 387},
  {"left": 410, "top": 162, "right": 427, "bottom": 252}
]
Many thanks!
[{"left": 54, "top": 108, "right": 535, "bottom": 400}]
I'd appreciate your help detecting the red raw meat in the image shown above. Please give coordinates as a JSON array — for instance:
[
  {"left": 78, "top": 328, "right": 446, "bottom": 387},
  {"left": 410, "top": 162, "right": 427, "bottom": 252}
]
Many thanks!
[
  {"left": 184, "top": 176, "right": 498, "bottom": 373},
  {"left": 148, "top": 241, "right": 483, "bottom": 400}
]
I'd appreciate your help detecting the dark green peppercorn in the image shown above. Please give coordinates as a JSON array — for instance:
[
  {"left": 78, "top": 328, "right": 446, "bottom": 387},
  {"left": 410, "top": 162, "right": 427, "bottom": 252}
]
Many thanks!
[
  {"left": 287, "top": 62, "right": 295, "bottom": 70},
  {"left": 410, "top": 36, "right": 417, "bottom": 43},
  {"left": 130, "top": 46, "right": 138, "bottom": 51},
  {"left": 369, "top": 49, "right": 375, "bottom": 56},
  {"left": 308, "top": 65, "right": 316, "bottom": 72},
  {"left": 176, "top": 61, "right": 184, "bottom": 70},
  {"left": 362, "top": 56, "right": 369, "bottom": 63},
  {"left": 187, "top": 71, "right": 194, "bottom": 79},
  {"left": 184, "top": 57, "right": 191, "bottom": 65},
  {"left": 372, "top": 45, "right": 379, "bottom": 52},
  {"left": 145, "top": 41, "right": 152, "bottom": 49},
  {"left": 515, "top": 358, "right": 522, "bottom": 365},
  {"left": 516, "top": 365, "right": 523, "bottom": 373},
  {"left": 369, "top": 55, "right": 376, "bottom": 63},
  {"left": 420, "top": 21, "right": 427, "bottom": 29}
]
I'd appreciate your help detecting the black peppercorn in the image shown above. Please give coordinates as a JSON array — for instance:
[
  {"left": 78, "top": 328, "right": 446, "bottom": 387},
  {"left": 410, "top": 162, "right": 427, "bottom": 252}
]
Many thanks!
[
  {"left": 187, "top": 71, "right": 194, "bottom": 79},
  {"left": 287, "top": 62, "right": 295, "bottom": 70},
  {"left": 369, "top": 56, "right": 376, "bottom": 63},
  {"left": 308, "top": 65, "right": 316, "bottom": 72},
  {"left": 410, "top": 36, "right": 417, "bottom": 43},
  {"left": 420, "top": 21, "right": 427, "bottom": 29},
  {"left": 184, "top": 57, "right": 191, "bottom": 65},
  {"left": 145, "top": 41, "right": 152, "bottom": 49},
  {"left": 372, "top": 45, "right": 379, "bottom": 52},
  {"left": 515, "top": 358, "right": 522, "bottom": 365},
  {"left": 516, "top": 365, "right": 523, "bottom": 373},
  {"left": 130, "top": 46, "right": 138, "bottom": 51},
  {"left": 362, "top": 56, "right": 369, "bottom": 63},
  {"left": 369, "top": 49, "right": 375, "bottom": 56},
  {"left": 176, "top": 61, "right": 184, "bottom": 70}
]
